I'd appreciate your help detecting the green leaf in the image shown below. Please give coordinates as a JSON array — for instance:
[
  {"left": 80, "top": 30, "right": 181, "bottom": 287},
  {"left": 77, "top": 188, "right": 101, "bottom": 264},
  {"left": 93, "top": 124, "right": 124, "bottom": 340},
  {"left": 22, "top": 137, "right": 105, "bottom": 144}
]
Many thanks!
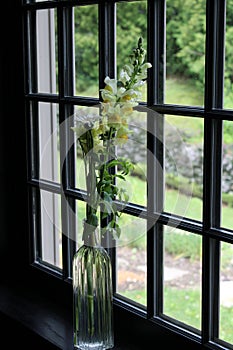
[{"left": 115, "top": 174, "right": 126, "bottom": 180}]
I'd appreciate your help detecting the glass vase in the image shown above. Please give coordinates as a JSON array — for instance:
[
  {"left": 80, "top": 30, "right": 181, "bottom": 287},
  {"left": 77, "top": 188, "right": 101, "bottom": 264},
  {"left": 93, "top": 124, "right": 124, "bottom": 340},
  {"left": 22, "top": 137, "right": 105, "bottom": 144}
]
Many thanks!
[{"left": 72, "top": 235, "right": 114, "bottom": 350}]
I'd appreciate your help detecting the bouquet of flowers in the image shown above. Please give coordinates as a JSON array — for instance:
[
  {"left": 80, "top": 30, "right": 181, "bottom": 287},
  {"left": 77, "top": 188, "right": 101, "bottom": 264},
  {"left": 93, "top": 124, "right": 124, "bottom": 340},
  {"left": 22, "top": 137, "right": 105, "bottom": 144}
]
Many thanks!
[
  {"left": 72, "top": 37, "right": 152, "bottom": 350},
  {"left": 72, "top": 37, "right": 152, "bottom": 245}
]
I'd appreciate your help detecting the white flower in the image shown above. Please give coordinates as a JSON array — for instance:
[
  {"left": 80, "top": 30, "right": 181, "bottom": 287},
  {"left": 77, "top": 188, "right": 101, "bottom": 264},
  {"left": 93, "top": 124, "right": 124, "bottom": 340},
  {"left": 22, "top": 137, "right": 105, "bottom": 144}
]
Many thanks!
[
  {"left": 71, "top": 111, "right": 101, "bottom": 138},
  {"left": 122, "top": 64, "right": 134, "bottom": 77},
  {"left": 100, "top": 76, "right": 128, "bottom": 103},
  {"left": 104, "top": 76, "right": 118, "bottom": 93},
  {"left": 120, "top": 88, "right": 142, "bottom": 102},
  {"left": 137, "top": 62, "right": 152, "bottom": 80},
  {"left": 119, "top": 69, "right": 130, "bottom": 84}
]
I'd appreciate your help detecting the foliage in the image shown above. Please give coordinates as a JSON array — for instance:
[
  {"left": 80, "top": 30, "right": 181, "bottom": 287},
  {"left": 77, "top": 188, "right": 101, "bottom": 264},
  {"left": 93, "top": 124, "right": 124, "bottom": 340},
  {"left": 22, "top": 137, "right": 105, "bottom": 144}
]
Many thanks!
[
  {"left": 166, "top": 174, "right": 202, "bottom": 199},
  {"left": 116, "top": 1, "right": 147, "bottom": 75},
  {"left": 74, "top": 5, "right": 99, "bottom": 93},
  {"left": 74, "top": 0, "right": 233, "bottom": 103}
]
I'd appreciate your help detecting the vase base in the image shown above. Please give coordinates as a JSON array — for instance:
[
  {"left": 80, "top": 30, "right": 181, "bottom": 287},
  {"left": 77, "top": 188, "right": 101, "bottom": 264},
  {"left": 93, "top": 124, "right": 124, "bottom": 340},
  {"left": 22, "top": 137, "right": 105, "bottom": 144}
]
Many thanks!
[{"left": 74, "top": 342, "right": 114, "bottom": 350}]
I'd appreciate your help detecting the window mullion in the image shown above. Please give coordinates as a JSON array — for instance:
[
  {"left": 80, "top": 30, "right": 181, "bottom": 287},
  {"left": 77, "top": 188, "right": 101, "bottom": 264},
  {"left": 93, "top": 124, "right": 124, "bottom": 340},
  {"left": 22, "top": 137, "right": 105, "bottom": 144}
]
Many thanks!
[
  {"left": 202, "top": 0, "right": 225, "bottom": 344},
  {"left": 205, "top": 0, "right": 226, "bottom": 110},
  {"left": 202, "top": 118, "right": 222, "bottom": 344},
  {"left": 62, "top": 6, "right": 74, "bottom": 98},
  {"left": 59, "top": 6, "right": 76, "bottom": 279},
  {"left": 98, "top": 2, "right": 116, "bottom": 87},
  {"left": 214, "top": 0, "right": 226, "bottom": 109},
  {"left": 147, "top": 0, "right": 165, "bottom": 318},
  {"left": 98, "top": 1, "right": 117, "bottom": 288},
  {"left": 32, "top": 187, "right": 43, "bottom": 264},
  {"left": 147, "top": 0, "right": 165, "bottom": 106}
]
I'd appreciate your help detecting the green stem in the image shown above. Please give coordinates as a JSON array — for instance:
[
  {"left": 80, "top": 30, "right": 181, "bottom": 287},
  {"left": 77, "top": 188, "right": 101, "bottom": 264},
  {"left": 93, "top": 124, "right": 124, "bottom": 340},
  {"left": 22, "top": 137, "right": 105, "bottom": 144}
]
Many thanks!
[
  {"left": 98, "top": 127, "right": 117, "bottom": 236},
  {"left": 125, "top": 65, "right": 139, "bottom": 90},
  {"left": 82, "top": 130, "right": 99, "bottom": 243}
]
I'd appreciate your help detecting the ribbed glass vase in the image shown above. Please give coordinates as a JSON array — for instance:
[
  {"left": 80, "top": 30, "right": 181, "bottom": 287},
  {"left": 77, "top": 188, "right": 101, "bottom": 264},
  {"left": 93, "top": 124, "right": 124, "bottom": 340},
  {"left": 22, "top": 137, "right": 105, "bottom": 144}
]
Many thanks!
[{"left": 72, "top": 235, "right": 114, "bottom": 350}]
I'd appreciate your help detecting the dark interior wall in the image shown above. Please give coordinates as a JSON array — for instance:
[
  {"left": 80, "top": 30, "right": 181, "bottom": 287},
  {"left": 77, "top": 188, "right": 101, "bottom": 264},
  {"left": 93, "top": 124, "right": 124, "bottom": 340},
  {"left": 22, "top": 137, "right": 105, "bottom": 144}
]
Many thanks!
[
  {"left": 0, "top": 1, "right": 28, "bottom": 277},
  {"left": 0, "top": 3, "right": 8, "bottom": 265}
]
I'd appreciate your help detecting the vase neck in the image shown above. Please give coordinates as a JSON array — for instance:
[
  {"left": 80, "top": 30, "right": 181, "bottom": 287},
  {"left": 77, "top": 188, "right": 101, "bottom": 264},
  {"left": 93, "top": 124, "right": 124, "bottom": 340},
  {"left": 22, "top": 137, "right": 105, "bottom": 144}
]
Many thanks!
[{"left": 83, "top": 229, "right": 100, "bottom": 247}]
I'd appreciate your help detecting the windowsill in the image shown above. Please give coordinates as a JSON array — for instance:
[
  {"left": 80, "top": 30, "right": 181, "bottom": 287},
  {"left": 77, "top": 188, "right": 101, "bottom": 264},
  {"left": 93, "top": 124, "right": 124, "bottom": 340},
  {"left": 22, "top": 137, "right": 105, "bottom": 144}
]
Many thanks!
[
  {"left": 0, "top": 282, "right": 72, "bottom": 349},
  {"left": 0, "top": 280, "right": 206, "bottom": 349},
  {"left": 0, "top": 282, "right": 143, "bottom": 350}
]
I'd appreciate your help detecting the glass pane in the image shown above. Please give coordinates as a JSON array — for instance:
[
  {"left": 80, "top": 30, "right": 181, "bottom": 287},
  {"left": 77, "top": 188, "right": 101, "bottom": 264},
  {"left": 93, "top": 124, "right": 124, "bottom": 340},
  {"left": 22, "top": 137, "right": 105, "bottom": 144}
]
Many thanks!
[
  {"left": 38, "top": 102, "right": 60, "bottom": 183},
  {"left": 219, "top": 241, "right": 233, "bottom": 344},
  {"left": 224, "top": 0, "right": 233, "bottom": 109},
  {"left": 116, "top": 1, "right": 147, "bottom": 102},
  {"left": 222, "top": 121, "right": 233, "bottom": 229},
  {"left": 164, "top": 228, "right": 202, "bottom": 329},
  {"left": 74, "top": 5, "right": 99, "bottom": 97},
  {"left": 166, "top": 0, "right": 206, "bottom": 106},
  {"left": 116, "top": 214, "right": 147, "bottom": 306},
  {"left": 164, "top": 116, "right": 204, "bottom": 221},
  {"left": 40, "top": 190, "right": 62, "bottom": 268},
  {"left": 35, "top": 9, "right": 58, "bottom": 94},
  {"left": 117, "top": 109, "right": 147, "bottom": 207}
]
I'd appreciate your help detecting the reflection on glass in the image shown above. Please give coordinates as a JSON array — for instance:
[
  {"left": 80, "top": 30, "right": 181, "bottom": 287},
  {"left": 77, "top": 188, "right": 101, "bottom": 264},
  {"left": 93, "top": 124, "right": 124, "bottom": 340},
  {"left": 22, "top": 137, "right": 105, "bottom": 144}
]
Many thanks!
[
  {"left": 26, "top": 0, "right": 52, "bottom": 2},
  {"left": 117, "top": 1, "right": 147, "bottom": 102},
  {"left": 38, "top": 102, "right": 60, "bottom": 183},
  {"left": 164, "top": 228, "right": 202, "bottom": 329},
  {"left": 116, "top": 214, "right": 147, "bottom": 306},
  {"left": 75, "top": 200, "right": 87, "bottom": 248},
  {"left": 165, "top": 0, "right": 205, "bottom": 106},
  {"left": 164, "top": 115, "right": 203, "bottom": 221},
  {"left": 221, "top": 121, "right": 233, "bottom": 229},
  {"left": 76, "top": 143, "right": 86, "bottom": 191},
  {"left": 36, "top": 9, "right": 58, "bottom": 93},
  {"left": 74, "top": 106, "right": 100, "bottom": 190},
  {"left": 224, "top": 1, "right": 233, "bottom": 109},
  {"left": 219, "top": 241, "right": 233, "bottom": 344},
  {"left": 40, "top": 190, "right": 62, "bottom": 268},
  {"left": 74, "top": 5, "right": 99, "bottom": 97}
]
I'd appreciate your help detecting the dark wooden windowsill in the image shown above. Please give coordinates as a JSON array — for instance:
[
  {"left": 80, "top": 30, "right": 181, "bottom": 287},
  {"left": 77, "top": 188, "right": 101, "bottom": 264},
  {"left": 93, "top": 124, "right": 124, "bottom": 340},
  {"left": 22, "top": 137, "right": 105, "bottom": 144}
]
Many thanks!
[
  {"left": 0, "top": 282, "right": 145, "bottom": 350},
  {"left": 0, "top": 279, "right": 206, "bottom": 350}
]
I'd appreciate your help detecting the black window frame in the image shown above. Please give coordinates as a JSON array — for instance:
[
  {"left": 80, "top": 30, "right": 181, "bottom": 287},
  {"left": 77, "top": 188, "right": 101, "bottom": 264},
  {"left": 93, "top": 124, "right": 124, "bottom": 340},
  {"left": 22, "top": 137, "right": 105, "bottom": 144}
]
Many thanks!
[{"left": 1, "top": 0, "right": 233, "bottom": 349}]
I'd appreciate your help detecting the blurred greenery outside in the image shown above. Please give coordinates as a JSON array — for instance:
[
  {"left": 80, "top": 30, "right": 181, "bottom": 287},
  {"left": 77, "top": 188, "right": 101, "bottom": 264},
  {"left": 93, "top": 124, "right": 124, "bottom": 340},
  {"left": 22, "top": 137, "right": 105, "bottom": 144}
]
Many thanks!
[{"left": 68, "top": 0, "right": 233, "bottom": 342}]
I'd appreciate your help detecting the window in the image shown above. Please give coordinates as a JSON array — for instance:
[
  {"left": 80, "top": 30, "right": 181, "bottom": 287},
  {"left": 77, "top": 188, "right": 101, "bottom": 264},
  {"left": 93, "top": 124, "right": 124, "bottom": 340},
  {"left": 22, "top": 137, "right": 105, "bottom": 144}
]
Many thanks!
[{"left": 22, "top": 0, "right": 233, "bottom": 348}]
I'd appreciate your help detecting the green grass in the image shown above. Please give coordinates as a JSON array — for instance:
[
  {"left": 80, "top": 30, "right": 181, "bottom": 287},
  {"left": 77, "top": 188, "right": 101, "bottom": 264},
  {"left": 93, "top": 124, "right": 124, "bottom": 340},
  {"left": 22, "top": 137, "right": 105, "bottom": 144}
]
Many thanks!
[
  {"left": 165, "top": 77, "right": 205, "bottom": 144},
  {"left": 121, "top": 287, "right": 201, "bottom": 330},
  {"left": 166, "top": 77, "right": 204, "bottom": 107},
  {"left": 120, "top": 289, "right": 146, "bottom": 305},
  {"left": 221, "top": 203, "right": 233, "bottom": 230},
  {"left": 220, "top": 305, "right": 233, "bottom": 343},
  {"left": 164, "top": 287, "right": 201, "bottom": 329},
  {"left": 164, "top": 187, "right": 203, "bottom": 221},
  {"left": 118, "top": 172, "right": 147, "bottom": 207},
  {"left": 165, "top": 114, "right": 204, "bottom": 144},
  {"left": 121, "top": 287, "right": 233, "bottom": 344}
]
